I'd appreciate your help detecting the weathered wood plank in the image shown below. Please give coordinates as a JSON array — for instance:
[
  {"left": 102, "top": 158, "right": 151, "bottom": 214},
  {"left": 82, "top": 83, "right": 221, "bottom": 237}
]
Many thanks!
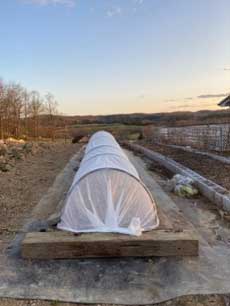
[
  {"left": 156, "top": 207, "right": 174, "bottom": 230},
  {"left": 21, "top": 229, "right": 198, "bottom": 259}
]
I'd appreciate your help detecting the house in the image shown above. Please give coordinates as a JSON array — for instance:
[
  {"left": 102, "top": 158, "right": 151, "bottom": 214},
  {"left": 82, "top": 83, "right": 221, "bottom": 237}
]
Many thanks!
[{"left": 218, "top": 95, "right": 230, "bottom": 107}]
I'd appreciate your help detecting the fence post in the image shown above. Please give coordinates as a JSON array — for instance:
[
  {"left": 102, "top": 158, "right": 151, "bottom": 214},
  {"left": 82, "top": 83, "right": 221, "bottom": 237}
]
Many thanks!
[{"left": 220, "top": 127, "right": 223, "bottom": 152}]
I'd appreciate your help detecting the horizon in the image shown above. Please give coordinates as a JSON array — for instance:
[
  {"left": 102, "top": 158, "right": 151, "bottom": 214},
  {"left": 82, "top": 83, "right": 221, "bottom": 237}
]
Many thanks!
[
  {"left": 1, "top": 0, "right": 230, "bottom": 115},
  {"left": 51, "top": 107, "right": 230, "bottom": 118}
]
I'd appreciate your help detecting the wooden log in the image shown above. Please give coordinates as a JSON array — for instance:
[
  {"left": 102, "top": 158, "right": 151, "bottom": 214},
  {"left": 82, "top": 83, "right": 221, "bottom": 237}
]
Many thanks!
[{"left": 21, "top": 229, "right": 198, "bottom": 259}]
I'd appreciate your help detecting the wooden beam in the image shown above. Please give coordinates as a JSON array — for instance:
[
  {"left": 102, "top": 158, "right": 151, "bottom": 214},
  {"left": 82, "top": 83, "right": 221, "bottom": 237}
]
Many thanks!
[
  {"left": 21, "top": 229, "right": 198, "bottom": 259},
  {"left": 156, "top": 207, "right": 174, "bottom": 230}
]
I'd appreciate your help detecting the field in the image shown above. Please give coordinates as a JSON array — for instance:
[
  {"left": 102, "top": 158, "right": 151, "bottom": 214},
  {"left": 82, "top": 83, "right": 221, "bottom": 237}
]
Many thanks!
[
  {"left": 0, "top": 137, "right": 230, "bottom": 305},
  {"left": 1, "top": 122, "right": 230, "bottom": 305},
  {"left": 56, "top": 123, "right": 143, "bottom": 141}
]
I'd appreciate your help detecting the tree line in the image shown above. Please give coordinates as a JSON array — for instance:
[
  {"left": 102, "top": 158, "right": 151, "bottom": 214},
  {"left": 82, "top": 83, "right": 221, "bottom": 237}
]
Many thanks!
[{"left": 0, "top": 79, "right": 59, "bottom": 140}]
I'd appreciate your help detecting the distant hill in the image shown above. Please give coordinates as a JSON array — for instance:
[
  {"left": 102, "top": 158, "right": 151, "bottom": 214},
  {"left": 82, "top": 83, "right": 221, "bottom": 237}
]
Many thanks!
[{"left": 42, "top": 108, "right": 230, "bottom": 129}]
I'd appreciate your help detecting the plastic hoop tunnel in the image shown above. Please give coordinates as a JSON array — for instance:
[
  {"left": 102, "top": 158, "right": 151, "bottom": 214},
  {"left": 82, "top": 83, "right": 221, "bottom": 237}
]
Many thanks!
[{"left": 58, "top": 131, "right": 159, "bottom": 236}]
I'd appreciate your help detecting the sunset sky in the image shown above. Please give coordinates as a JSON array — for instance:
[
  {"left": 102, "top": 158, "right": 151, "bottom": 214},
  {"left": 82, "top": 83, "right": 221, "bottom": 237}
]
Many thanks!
[{"left": 0, "top": 0, "right": 230, "bottom": 115}]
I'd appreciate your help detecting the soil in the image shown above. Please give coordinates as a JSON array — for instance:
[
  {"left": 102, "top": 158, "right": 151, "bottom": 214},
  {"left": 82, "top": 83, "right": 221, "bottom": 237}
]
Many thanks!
[
  {"left": 0, "top": 140, "right": 230, "bottom": 306},
  {"left": 138, "top": 141, "right": 230, "bottom": 191},
  {"left": 0, "top": 141, "right": 80, "bottom": 242}
]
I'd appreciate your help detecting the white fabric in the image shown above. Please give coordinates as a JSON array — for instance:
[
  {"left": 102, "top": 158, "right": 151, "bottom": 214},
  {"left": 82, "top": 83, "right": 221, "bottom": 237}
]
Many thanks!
[
  {"left": 58, "top": 131, "right": 159, "bottom": 236},
  {"left": 73, "top": 131, "right": 139, "bottom": 184}
]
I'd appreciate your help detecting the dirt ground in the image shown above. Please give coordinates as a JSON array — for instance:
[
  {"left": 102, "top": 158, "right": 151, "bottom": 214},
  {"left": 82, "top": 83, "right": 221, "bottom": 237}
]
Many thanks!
[
  {"left": 0, "top": 141, "right": 230, "bottom": 306},
  {"left": 0, "top": 294, "right": 230, "bottom": 306},
  {"left": 0, "top": 141, "right": 80, "bottom": 242},
  {"left": 138, "top": 141, "right": 230, "bottom": 191}
]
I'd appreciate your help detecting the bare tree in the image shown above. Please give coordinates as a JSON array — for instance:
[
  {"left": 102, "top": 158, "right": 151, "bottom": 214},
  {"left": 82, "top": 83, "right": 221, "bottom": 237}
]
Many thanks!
[
  {"left": 29, "top": 91, "right": 45, "bottom": 138},
  {"left": 7, "top": 82, "right": 24, "bottom": 137},
  {"left": 0, "top": 79, "right": 4, "bottom": 139},
  {"left": 21, "top": 89, "right": 31, "bottom": 138},
  {"left": 44, "top": 92, "right": 59, "bottom": 140},
  {"left": 0, "top": 78, "right": 59, "bottom": 140}
]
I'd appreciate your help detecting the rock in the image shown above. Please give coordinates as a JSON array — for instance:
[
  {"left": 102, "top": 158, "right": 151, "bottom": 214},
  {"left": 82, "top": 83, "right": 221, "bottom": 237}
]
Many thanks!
[
  {"left": 32, "top": 143, "right": 40, "bottom": 154},
  {"left": 23, "top": 143, "right": 33, "bottom": 154},
  {"left": 0, "top": 162, "right": 11, "bottom": 172},
  {"left": 175, "top": 184, "right": 199, "bottom": 198},
  {"left": 79, "top": 136, "right": 89, "bottom": 143},
  {"left": 171, "top": 174, "right": 194, "bottom": 187},
  {"left": 0, "top": 141, "right": 50, "bottom": 173},
  {"left": 9, "top": 147, "right": 24, "bottom": 160},
  {"left": 223, "top": 213, "right": 230, "bottom": 222},
  {"left": 0, "top": 144, "right": 7, "bottom": 156},
  {"left": 72, "top": 135, "right": 85, "bottom": 143},
  {"left": 4, "top": 164, "right": 11, "bottom": 172},
  {"left": 169, "top": 174, "right": 199, "bottom": 198}
]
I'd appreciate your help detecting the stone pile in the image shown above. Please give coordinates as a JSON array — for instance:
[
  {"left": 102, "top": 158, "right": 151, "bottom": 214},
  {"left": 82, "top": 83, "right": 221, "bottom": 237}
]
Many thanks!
[{"left": 0, "top": 139, "right": 51, "bottom": 172}]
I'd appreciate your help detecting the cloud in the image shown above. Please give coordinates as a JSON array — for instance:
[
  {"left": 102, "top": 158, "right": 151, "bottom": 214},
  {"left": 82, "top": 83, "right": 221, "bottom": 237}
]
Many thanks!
[
  {"left": 21, "top": 0, "right": 76, "bottom": 7},
  {"left": 197, "top": 93, "right": 228, "bottom": 99},
  {"left": 165, "top": 98, "right": 195, "bottom": 103},
  {"left": 106, "top": 7, "right": 122, "bottom": 17},
  {"left": 164, "top": 99, "right": 176, "bottom": 103},
  {"left": 132, "top": 0, "right": 144, "bottom": 13},
  {"left": 171, "top": 104, "right": 193, "bottom": 109},
  {"left": 134, "top": 0, "right": 144, "bottom": 4},
  {"left": 169, "top": 103, "right": 195, "bottom": 110},
  {"left": 138, "top": 94, "right": 145, "bottom": 99},
  {"left": 170, "top": 101, "right": 216, "bottom": 110}
]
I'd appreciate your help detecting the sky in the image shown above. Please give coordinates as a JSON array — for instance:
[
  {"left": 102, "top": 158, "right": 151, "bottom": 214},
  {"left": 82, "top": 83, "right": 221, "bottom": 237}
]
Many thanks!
[{"left": 0, "top": 0, "right": 230, "bottom": 115}]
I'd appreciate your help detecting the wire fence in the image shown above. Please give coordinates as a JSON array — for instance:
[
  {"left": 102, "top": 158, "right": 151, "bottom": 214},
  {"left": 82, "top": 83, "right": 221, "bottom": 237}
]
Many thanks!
[{"left": 152, "top": 124, "right": 230, "bottom": 151}]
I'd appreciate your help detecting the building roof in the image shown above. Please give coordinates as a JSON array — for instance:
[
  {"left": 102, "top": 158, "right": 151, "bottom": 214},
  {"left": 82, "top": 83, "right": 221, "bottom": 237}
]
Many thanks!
[{"left": 218, "top": 95, "right": 230, "bottom": 107}]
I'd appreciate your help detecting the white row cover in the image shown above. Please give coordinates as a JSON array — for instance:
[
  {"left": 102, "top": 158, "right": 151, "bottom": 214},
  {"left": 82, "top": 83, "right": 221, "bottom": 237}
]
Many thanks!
[{"left": 58, "top": 131, "right": 159, "bottom": 236}]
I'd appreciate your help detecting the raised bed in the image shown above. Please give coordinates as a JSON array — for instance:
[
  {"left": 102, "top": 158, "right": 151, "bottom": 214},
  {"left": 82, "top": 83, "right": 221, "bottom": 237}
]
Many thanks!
[{"left": 124, "top": 142, "right": 230, "bottom": 212}]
